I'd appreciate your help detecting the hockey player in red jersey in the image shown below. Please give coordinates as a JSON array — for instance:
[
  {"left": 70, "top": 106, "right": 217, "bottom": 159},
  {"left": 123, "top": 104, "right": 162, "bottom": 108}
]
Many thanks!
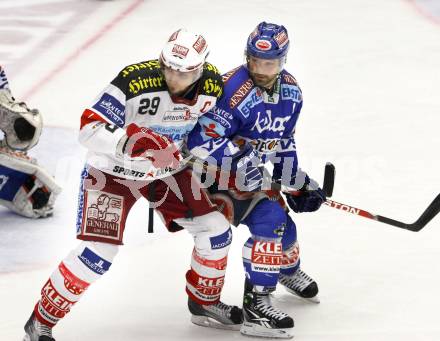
[{"left": 23, "top": 29, "right": 242, "bottom": 341}]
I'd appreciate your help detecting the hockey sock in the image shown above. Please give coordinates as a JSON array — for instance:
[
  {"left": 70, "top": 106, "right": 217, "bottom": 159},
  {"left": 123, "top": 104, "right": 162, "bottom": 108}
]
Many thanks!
[
  {"left": 242, "top": 237, "right": 283, "bottom": 289},
  {"left": 33, "top": 241, "right": 118, "bottom": 327},
  {"left": 186, "top": 248, "right": 228, "bottom": 305},
  {"left": 280, "top": 241, "right": 300, "bottom": 276}
]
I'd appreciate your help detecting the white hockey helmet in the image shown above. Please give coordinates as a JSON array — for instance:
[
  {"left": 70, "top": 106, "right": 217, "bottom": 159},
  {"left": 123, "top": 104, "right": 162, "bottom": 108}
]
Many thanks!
[{"left": 159, "top": 29, "right": 209, "bottom": 73}]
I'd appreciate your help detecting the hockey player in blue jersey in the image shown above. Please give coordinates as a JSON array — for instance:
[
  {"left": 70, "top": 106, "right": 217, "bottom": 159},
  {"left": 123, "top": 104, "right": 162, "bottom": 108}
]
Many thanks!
[
  {"left": 0, "top": 65, "right": 60, "bottom": 218},
  {"left": 187, "top": 22, "right": 326, "bottom": 338}
]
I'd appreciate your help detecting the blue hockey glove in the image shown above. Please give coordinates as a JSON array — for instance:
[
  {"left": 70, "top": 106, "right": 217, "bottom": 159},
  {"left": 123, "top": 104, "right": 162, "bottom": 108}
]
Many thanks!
[
  {"left": 285, "top": 174, "right": 326, "bottom": 213},
  {"left": 231, "top": 144, "right": 263, "bottom": 192}
]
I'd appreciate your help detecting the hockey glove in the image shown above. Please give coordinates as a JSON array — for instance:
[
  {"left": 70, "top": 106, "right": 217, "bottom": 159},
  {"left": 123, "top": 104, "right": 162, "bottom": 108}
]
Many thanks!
[
  {"left": 123, "top": 123, "right": 182, "bottom": 169},
  {"left": 231, "top": 143, "right": 263, "bottom": 192},
  {"left": 0, "top": 88, "right": 42, "bottom": 151},
  {"left": 285, "top": 174, "right": 326, "bottom": 213}
]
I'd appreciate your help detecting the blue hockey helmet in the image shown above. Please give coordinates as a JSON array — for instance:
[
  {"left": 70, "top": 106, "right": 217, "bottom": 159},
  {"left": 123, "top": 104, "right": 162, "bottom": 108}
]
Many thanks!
[{"left": 246, "top": 22, "right": 290, "bottom": 60}]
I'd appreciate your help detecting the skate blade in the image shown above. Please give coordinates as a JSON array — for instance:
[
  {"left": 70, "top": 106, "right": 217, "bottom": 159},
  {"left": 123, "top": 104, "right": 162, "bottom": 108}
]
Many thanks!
[
  {"left": 240, "top": 322, "right": 294, "bottom": 339},
  {"left": 191, "top": 315, "right": 241, "bottom": 331},
  {"left": 281, "top": 289, "right": 320, "bottom": 304}
]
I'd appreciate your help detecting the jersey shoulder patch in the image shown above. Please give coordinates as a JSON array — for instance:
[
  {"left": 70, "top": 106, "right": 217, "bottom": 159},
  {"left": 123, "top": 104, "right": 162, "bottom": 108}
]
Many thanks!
[
  {"left": 112, "top": 59, "right": 167, "bottom": 99},
  {"left": 218, "top": 66, "right": 254, "bottom": 111},
  {"left": 222, "top": 66, "right": 241, "bottom": 84},
  {"left": 281, "top": 70, "right": 300, "bottom": 87},
  {"left": 200, "top": 62, "right": 224, "bottom": 99},
  {"left": 280, "top": 70, "right": 302, "bottom": 103},
  {"left": 119, "top": 59, "right": 161, "bottom": 79}
]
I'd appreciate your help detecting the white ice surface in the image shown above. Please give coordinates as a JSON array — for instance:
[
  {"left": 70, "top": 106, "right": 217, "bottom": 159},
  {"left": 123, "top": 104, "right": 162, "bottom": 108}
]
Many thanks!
[{"left": 1, "top": 0, "right": 440, "bottom": 340}]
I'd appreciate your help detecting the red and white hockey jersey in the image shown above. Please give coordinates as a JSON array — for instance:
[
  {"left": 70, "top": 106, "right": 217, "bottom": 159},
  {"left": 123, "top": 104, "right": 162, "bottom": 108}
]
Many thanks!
[{"left": 79, "top": 59, "right": 223, "bottom": 180}]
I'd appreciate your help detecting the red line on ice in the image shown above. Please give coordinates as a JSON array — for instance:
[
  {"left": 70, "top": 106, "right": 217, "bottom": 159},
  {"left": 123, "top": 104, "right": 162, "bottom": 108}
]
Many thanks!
[
  {"left": 22, "top": 0, "right": 144, "bottom": 100},
  {"left": 406, "top": 0, "right": 440, "bottom": 26}
]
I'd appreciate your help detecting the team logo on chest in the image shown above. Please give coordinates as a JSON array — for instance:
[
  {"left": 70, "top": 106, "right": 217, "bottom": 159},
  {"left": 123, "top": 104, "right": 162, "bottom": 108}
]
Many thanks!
[
  {"left": 251, "top": 138, "right": 280, "bottom": 153},
  {"left": 251, "top": 110, "right": 291, "bottom": 136},
  {"left": 237, "top": 87, "right": 263, "bottom": 118},
  {"left": 162, "top": 107, "right": 198, "bottom": 122}
]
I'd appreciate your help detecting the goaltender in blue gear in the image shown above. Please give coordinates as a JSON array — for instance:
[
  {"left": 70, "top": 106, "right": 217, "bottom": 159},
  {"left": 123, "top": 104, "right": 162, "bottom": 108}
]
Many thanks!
[{"left": 187, "top": 22, "right": 326, "bottom": 339}]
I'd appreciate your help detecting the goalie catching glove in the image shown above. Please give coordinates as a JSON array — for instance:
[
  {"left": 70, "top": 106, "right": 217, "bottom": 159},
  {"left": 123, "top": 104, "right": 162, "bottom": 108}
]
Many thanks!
[{"left": 0, "top": 88, "right": 42, "bottom": 151}]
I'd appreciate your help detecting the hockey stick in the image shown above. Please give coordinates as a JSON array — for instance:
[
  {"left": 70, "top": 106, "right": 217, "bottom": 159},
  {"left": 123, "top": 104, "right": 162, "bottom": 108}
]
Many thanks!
[
  {"left": 320, "top": 162, "right": 440, "bottom": 232},
  {"left": 322, "top": 162, "right": 335, "bottom": 197},
  {"left": 324, "top": 195, "right": 440, "bottom": 232},
  {"left": 187, "top": 157, "right": 440, "bottom": 232},
  {"left": 187, "top": 157, "right": 334, "bottom": 194}
]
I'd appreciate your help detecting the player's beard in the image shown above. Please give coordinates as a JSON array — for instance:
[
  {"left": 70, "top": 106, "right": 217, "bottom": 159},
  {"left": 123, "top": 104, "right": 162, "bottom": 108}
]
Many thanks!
[
  {"left": 251, "top": 73, "right": 278, "bottom": 89},
  {"left": 168, "top": 80, "right": 197, "bottom": 97},
  {"left": 162, "top": 66, "right": 202, "bottom": 97},
  {"left": 167, "top": 83, "right": 187, "bottom": 96}
]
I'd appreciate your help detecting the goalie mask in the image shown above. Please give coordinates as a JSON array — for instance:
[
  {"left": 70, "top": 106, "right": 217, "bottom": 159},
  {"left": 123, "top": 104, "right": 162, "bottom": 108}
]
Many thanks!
[{"left": 0, "top": 89, "right": 42, "bottom": 151}]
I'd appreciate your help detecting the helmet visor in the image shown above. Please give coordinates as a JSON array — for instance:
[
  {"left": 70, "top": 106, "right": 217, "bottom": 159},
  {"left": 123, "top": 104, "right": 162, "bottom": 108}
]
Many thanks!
[
  {"left": 246, "top": 55, "right": 285, "bottom": 75},
  {"left": 161, "top": 64, "right": 202, "bottom": 95}
]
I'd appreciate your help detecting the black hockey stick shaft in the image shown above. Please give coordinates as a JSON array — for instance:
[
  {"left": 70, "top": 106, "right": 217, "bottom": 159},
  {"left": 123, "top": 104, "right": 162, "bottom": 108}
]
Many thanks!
[
  {"left": 319, "top": 162, "right": 440, "bottom": 232},
  {"left": 324, "top": 194, "right": 440, "bottom": 232},
  {"left": 323, "top": 162, "right": 335, "bottom": 197}
]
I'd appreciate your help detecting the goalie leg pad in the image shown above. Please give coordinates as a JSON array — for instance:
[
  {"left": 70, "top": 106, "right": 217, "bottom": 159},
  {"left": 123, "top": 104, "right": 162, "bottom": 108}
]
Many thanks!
[{"left": 0, "top": 148, "right": 61, "bottom": 218}]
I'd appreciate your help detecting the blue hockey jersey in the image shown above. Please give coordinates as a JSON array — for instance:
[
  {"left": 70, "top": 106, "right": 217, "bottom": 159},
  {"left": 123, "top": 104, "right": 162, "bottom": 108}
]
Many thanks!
[
  {"left": 187, "top": 65, "right": 303, "bottom": 182},
  {"left": 0, "top": 65, "right": 9, "bottom": 90}
]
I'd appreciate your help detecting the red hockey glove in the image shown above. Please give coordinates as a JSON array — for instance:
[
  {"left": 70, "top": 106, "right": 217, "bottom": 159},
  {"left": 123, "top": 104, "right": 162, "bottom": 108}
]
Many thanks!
[
  {"left": 124, "top": 123, "right": 182, "bottom": 169},
  {"left": 125, "top": 123, "right": 168, "bottom": 156},
  {"left": 151, "top": 144, "right": 182, "bottom": 169}
]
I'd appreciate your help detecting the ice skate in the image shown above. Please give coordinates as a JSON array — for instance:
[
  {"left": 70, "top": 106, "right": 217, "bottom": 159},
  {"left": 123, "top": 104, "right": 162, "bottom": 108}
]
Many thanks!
[
  {"left": 279, "top": 269, "right": 320, "bottom": 303},
  {"left": 240, "top": 280, "right": 294, "bottom": 339},
  {"left": 188, "top": 297, "right": 243, "bottom": 330},
  {"left": 23, "top": 312, "right": 55, "bottom": 341}
]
